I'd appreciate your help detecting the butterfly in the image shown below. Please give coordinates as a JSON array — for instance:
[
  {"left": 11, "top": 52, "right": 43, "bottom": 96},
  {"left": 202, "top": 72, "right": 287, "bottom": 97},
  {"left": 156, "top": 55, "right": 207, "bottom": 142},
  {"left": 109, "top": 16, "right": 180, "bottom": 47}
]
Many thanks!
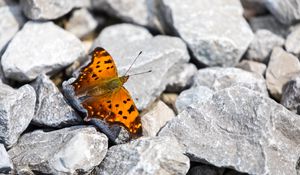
[{"left": 71, "top": 47, "right": 142, "bottom": 134}]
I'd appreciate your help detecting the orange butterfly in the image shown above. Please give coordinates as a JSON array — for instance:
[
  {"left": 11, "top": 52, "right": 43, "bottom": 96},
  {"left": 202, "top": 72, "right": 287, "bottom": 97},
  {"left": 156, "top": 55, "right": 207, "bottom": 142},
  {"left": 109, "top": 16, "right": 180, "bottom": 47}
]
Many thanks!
[{"left": 71, "top": 47, "right": 141, "bottom": 134}]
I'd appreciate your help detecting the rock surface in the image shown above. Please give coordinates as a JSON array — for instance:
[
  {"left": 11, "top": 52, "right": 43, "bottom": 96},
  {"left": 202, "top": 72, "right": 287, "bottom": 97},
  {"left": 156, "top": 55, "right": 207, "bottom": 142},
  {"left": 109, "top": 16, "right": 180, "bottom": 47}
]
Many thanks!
[
  {"left": 281, "top": 77, "right": 300, "bottom": 113},
  {"left": 31, "top": 74, "right": 82, "bottom": 128},
  {"left": 0, "top": 144, "right": 13, "bottom": 173},
  {"left": 65, "top": 8, "right": 98, "bottom": 39},
  {"left": 1, "top": 21, "right": 84, "bottom": 82},
  {"left": 235, "top": 60, "right": 267, "bottom": 76},
  {"left": 159, "top": 86, "right": 300, "bottom": 175},
  {"left": 245, "top": 29, "right": 284, "bottom": 62},
  {"left": 141, "top": 100, "right": 175, "bottom": 137},
  {"left": 0, "top": 3, "right": 25, "bottom": 53},
  {"left": 98, "top": 136, "right": 190, "bottom": 175},
  {"left": 266, "top": 47, "right": 300, "bottom": 100},
  {"left": 159, "top": 0, "right": 253, "bottom": 67},
  {"left": 0, "top": 83, "right": 36, "bottom": 147},
  {"left": 8, "top": 126, "right": 108, "bottom": 175},
  {"left": 285, "top": 25, "right": 300, "bottom": 56}
]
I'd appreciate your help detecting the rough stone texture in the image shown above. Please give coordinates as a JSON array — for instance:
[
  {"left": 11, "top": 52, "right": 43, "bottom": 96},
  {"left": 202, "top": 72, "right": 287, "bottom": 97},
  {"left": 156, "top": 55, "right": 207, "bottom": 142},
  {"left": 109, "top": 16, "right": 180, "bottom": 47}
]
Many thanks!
[
  {"left": 98, "top": 136, "right": 190, "bottom": 175},
  {"left": 0, "top": 3, "right": 25, "bottom": 53},
  {"left": 285, "top": 25, "right": 300, "bottom": 56},
  {"left": 266, "top": 47, "right": 300, "bottom": 100},
  {"left": 249, "top": 15, "right": 289, "bottom": 37},
  {"left": 175, "top": 86, "right": 213, "bottom": 113},
  {"left": 235, "top": 60, "right": 267, "bottom": 76},
  {"left": 21, "top": 0, "right": 91, "bottom": 20},
  {"left": 245, "top": 29, "right": 284, "bottom": 63},
  {"left": 192, "top": 67, "right": 268, "bottom": 95},
  {"left": 159, "top": 86, "right": 300, "bottom": 175},
  {"left": 31, "top": 74, "right": 82, "bottom": 128},
  {"left": 264, "top": 0, "right": 300, "bottom": 25},
  {"left": 158, "top": 0, "right": 253, "bottom": 67},
  {"left": 141, "top": 100, "right": 175, "bottom": 137},
  {"left": 90, "top": 23, "right": 190, "bottom": 110},
  {"left": 166, "top": 63, "right": 197, "bottom": 93},
  {"left": 1, "top": 21, "right": 85, "bottom": 82},
  {"left": 92, "top": 0, "right": 163, "bottom": 31},
  {"left": 281, "top": 77, "right": 300, "bottom": 113},
  {"left": 0, "top": 143, "right": 13, "bottom": 173},
  {"left": 8, "top": 126, "right": 108, "bottom": 175},
  {"left": 65, "top": 8, "right": 98, "bottom": 39},
  {"left": 0, "top": 83, "right": 36, "bottom": 147}
]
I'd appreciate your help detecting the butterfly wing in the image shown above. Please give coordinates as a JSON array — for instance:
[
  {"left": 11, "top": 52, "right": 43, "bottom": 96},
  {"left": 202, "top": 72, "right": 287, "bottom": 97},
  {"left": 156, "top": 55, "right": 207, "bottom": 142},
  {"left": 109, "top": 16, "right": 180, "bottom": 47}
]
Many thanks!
[
  {"left": 81, "top": 86, "right": 141, "bottom": 134},
  {"left": 72, "top": 47, "right": 118, "bottom": 95}
]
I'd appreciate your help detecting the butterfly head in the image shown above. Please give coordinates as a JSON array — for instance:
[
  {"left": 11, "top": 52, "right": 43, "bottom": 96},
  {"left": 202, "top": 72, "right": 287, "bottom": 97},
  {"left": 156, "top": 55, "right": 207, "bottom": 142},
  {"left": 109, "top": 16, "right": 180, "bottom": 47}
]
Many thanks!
[{"left": 120, "top": 75, "right": 129, "bottom": 85}]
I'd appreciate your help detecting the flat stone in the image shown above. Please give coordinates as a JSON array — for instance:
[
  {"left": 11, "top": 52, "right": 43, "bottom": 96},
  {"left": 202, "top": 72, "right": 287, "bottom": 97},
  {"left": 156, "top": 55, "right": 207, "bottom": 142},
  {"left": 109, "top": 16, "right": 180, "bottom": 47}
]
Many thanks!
[
  {"left": 31, "top": 74, "right": 82, "bottom": 128},
  {"left": 249, "top": 15, "right": 289, "bottom": 37},
  {"left": 1, "top": 21, "right": 84, "bottom": 82},
  {"left": 245, "top": 29, "right": 284, "bottom": 62},
  {"left": 235, "top": 60, "right": 267, "bottom": 76},
  {"left": 65, "top": 8, "right": 97, "bottom": 39},
  {"left": 21, "top": 0, "right": 91, "bottom": 20},
  {"left": 0, "top": 144, "right": 13, "bottom": 173},
  {"left": 141, "top": 100, "right": 175, "bottom": 137},
  {"left": 285, "top": 25, "right": 300, "bottom": 56},
  {"left": 281, "top": 76, "right": 300, "bottom": 113},
  {"left": 266, "top": 47, "right": 300, "bottom": 100},
  {"left": 158, "top": 0, "right": 253, "bottom": 67},
  {"left": 0, "top": 3, "right": 25, "bottom": 53},
  {"left": 264, "top": 0, "right": 300, "bottom": 25},
  {"left": 159, "top": 86, "right": 300, "bottom": 174},
  {"left": 166, "top": 63, "right": 197, "bottom": 93},
  {"left": 98, "top": 136, "right": 190, "bottom": 175},
  {"left": 192, "top": 67, "right": 268, "bottom": 95},
  {"left": 0, "top": 83, "right": 36, "bottom": 147},
  {"left": 8, "top": 126, "right": 108, "bottom": 175}
]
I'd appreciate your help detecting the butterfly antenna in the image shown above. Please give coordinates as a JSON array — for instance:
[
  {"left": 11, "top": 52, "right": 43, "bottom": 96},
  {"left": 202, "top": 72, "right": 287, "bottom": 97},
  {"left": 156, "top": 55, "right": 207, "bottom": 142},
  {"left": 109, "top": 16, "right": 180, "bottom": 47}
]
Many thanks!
[
  {"left": 128, "top": 70, "right": 152, "bottom": 77},
  {"left": 124, "top": 51, "right": 142, "bottom": 76}
]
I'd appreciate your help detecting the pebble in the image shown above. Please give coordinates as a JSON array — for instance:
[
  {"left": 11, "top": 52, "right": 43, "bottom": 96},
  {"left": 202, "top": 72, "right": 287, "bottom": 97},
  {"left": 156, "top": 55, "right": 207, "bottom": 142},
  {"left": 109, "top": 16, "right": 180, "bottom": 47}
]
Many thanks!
[
  {"left": 235, "top": 60, "right": 267, "bottom": 76},
  {"left": 281, "top": 76, "right": 300, "bottom": 113},
  {"left": 0, "top": 144, "right": 13, "bottom": 173},
  {"left": 285, "top": 25, "right": 300, "bottom": 56}
]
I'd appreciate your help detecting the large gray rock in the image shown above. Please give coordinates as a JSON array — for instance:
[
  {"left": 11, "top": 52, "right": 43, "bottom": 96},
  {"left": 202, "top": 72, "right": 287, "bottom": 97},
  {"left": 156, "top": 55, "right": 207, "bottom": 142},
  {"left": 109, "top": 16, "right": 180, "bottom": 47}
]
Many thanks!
[
  {"left": 281, "top": 76, "right": 300, "bottom": 113},
  {"left": 1, "top": 21, "right": 85, "bottom": 82},
  {"left": 159, "top": 86, "right": 300, "bottom": 175},
  {"left": 235, "top": 60, "right": 267, "bottom": 76},
  {"left": 21, "top": 0, "right": 91, "bottom": 20},
  {"left": 266, "top": 47, "right": 300, "bottom": 100},
  {"left": 0, "top": 83, "right": 36, "bottom": 147},
  {"left": 98, "top": 136, "right": 190, "bottom": 175},
  {"left": 264, "top": 0, "right": 300, "bottom": 25},
  {"left": 158, "top": 0, "right": 253, "bottom": 67},
  {"left": 192, "top": 67, "right": 268, "bottom": 95},
  {"left": 285, "top": 25, "right": 300, "bottom": 56},
  {"left": 8, "top": 126, "right": 108, "bottom": 175},
  {"left": 65, "top": 8, "right": 98, "bottom": 39},
  {"left": 0, "top": 144, "right": 13, "bottom": 173},
  {"left": 0, "top": 3, "right": 25, "bottom": 53},
  {"left": 31, "top": 74, "right": 82, "bottom": 128},
  {"left": 245, "top": 29, "right": 284, "bottom": 63}
]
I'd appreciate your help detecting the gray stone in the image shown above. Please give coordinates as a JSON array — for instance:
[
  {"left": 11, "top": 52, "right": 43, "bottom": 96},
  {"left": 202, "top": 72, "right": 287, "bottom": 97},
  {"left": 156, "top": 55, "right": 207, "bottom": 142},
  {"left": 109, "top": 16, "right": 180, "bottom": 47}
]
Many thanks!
[
  {"left": 98, "top": 136, "right": 190, "bottom": 175},
  {"left": 91, "top": 23, "right": 189, "bottom": 110},
  {"left": 235, "top": 60, "right": 267, "bottom": 76},
  {"left": 0, "top": 144, "right": 13, "bottom": 173},
  {"left": 21, "top": 0, "right": 91, "bottom": 20},
  {"left": 159, "top": 86, "right": 300, "bottom": 175},
  {"left": 249, "top": 15, "right": 289, "bottom": 37},
  {"left": 158, "top": 0, "right": 253, "bottom": 67},
  {"left": 175, "top": 86, "right": 213, "bottom": 113},
  {"left": 264, "top": 0, "right": 300, "bottom": 25},
  {"left": 245, "top": 29, "right": 284, "bottom": 62},
  {"left": 31, "top": 74, "right": 82, "bottom": 128},
  {"left": 266, "top": 47, "right": 300, "bottom": 100},
  {"left": 166, "top": 63, "right": 197, "bottom": 93},
  {"left": 65, "top": 8, "right": 97, "bottom": 39},
  {"left": 1, "top": 21, "right": 85, "bottom": 82},
  {"left": 0, "top": 3, "right": 25, "bottom": 53},
  {"left": 141, "top": 100, "right": 175, "bottom": 137},
  {"left": 160, "top": 93, "right": 178, "bottom": 112},
  {"left": 192, "top": 67, "right": 268, "bottom": 95},
  {"left": 281, "top": 76, "right": 300, "bottom": 113},
  {"left": 285, "top": 25, "right": 300, "bottom": 56},
  {"left": 8, "top": 126, "right": 108, "bottom": 175},
  {"left": 0, "top": 83, "right": 36, "bottom": 147}
]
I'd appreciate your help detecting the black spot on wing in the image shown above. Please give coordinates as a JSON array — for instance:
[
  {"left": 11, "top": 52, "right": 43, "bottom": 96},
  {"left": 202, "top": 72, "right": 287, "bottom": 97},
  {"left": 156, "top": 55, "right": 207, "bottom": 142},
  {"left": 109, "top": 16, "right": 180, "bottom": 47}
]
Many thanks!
[
  {"left": 118, "top": 111, "right": 123, "bottom": 115},
  {"left": 104, "top": 60, "right": 112, "bottom": 64},
  {"left": 127, "top": 105, "right": 135, "bottom": 114}
]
